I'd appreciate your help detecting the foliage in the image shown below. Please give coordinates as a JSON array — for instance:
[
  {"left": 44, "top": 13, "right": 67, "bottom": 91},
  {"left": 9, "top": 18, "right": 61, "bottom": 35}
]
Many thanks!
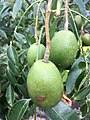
[{"left": 0, "top": 0, "right": 90, "bottom": 120}]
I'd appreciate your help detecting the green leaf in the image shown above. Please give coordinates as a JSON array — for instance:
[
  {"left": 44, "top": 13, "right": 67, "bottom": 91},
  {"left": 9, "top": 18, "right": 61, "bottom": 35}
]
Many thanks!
[
  {"left": 7, "top": 45, "right": 18, "bottom": 65},
  {"left": 14, "top": 32, "right": 27, "bottom": 44},
  {"left": 74, "top": 85, "right": 90, "bottom": 100},
  {"left": 51, "top": 0, "right": 57, "bottom": 9},
  {"left": 0, "top": 2, "right": 3, "bottom": 10},
  {"left": 0, "top": 29, "right": 7, "bottom": 39},
  {"left": 6, "top": 84, "right": 15, "bottom": 107},
  {"left": 8, "top": 60, "right": 20, "bottom": 76},
  {"left": 50, "top": 18, "right": 58, "bottom": 40},
  {"left": 8, "top": 99, "right": 30, "bottom": 120},
  {"left": 61, "top": 70, "right": 69, "bottom": 83},
  {"left": 66, "top": 57, "right": 85, "bottom": 94},
  {"left": 12, "top": 0, "right": 22, "bottom": 19},
  {"left": 23, "top": 105, "right": 36, "bottom": 118},
  {"left": 45, "top": 101, "right": 79, "bottom": 120},
  {"left": 1, "top": 81, "right": 9, "bottom": 92},
  {"left": 80, "top": 103, "right": 87, "bottom": 117},
  {"left": 74, "top": 0, "right": 87, "bottom": 16},
  {"left": 6, "top": 67, "right": 17, "bottom": 85},
  {"left": 17, "top": 84, "right": 29, "bottom": 98}
]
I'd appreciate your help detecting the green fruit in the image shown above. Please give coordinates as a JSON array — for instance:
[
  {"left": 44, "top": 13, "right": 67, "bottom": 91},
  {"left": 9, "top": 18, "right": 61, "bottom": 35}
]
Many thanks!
[
  {"left": 50, "top": 30, "right": 78, "bottom": 69},
  {"left": 27, "top": 43, "right": 45, "bottom": 67},
  {"left": 75, "top": 15, "right": 82, "bottom": 28},
  {"left": 82, "top": 33, "right": 90, "bottom": 46},
  {"left": 27, "top": 60, "right": 63, "bottom": 109}
]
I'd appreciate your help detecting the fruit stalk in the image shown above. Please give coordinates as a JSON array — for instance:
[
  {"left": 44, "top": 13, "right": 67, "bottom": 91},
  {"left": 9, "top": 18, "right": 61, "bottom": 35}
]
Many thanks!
[
  {"left": 56, "top": 0, "right": 63, "bottom": 16},
  {"left": 43, "top": 0, "right": 52, "bottom": 62},
  {"left": 64, "top": 0, "right": 68, "bottom": 31},
  {"left": 35, "top": 0, "right": 43, "bottom": 45}
]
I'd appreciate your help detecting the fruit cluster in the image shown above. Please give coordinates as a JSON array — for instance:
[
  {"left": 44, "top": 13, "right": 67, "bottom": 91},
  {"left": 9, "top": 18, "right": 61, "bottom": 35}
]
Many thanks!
[{"left": 26, "top": 29, "right": 78, "bottom": 109}]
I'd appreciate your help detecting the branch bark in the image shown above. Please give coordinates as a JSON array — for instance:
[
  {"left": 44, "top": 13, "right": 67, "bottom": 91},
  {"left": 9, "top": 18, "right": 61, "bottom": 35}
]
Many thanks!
[
  {"left": 43, "top": 0, "right": 52, "bottom": 62},
  {"left": 64, "top": 0, "right": 68, "bottom": 30}
]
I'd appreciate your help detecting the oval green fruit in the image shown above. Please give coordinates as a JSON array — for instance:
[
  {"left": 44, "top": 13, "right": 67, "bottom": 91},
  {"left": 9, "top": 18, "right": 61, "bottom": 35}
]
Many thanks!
[
  {"left": 82, "top": 33, "right": 90, "bottom": 46},
  {"left": 27, "top": 60, "right": 63, "bottom": 109},
  {"left": 75, "top": 15, "right": 82, "bottom": 28},
  {"left": 50, "top": 30, "right": 78, "bottom": 69},
  {"left": 27, "top": 43, "right": 45, "bottom": 67}
]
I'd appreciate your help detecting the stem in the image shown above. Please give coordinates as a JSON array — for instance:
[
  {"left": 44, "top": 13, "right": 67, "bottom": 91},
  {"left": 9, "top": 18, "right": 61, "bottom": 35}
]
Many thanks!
[
  {"left": 43, "top": 0, "right": 52, "bottom": 63},
  {"left": 14, "top": 0, "right": 41, "bottom": 32},
  {"left": 69, "top": 8, "right": 83, "bottom": 55},
  {"left": 34, "top": 104, "right": 36, "bottom": 120},
  {"left": 71, "top": 10, "right": 90, "bottom": 23},
  {"left": 64, "top": 0, "right": 68, "bottom": 31},
  {"left": 38, "top": 26, "right": 45, "bottom": 44},
  {"left": 35, "top": 0, "right": 43, "bottom": 45},
  {"left": 36, "top": 26, "right": 45, "bottom": 61},
  {"left": 56, "top": 0, "right": 63, "bottom": 16}
]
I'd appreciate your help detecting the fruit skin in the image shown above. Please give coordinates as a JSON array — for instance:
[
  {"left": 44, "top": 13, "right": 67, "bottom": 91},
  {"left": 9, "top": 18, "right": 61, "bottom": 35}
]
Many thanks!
[
  {"left": 27, "top": 43, "right": 45, "bottom": 67},
  {"left": 75, "top": 15, "right": 82, "bottom": 28},
  {"left": 50, "top": 30, "right": 78, "bottom": 69},
  {"left": 27, "top": 60, "right": 63, "bottom": 109},
  {"left": 81, "top": 33, "right": 90, "bottom": 46}
]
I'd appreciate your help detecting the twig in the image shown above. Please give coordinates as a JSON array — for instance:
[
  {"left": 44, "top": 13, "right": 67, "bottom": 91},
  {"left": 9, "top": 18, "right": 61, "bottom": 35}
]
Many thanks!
[
  {"left": 64, "top": 0, "right": 68, "bottom": 30},
  {"left": 56, "top": 0, "right": 63, "bottom": 16},
  {"left": 43, "top": 0, "right": 52, "bottom": 63},
  {"left": 34, "top": 104, "right": 36, "bottom": 120},
  {"left": 69, "top": 8, "right": 83, "bottom": 55},
  {"left": 35, "top": 0, "right": 43, "bottom": 45},
  {"left": 14, "top": 0, "right": 42, "bottom": 32},
  {"left": 71, "top": 9, "right": 90, "bottom": 23},
  {"left": 36, "top": 26, "right": 45, "bottom": 61}
]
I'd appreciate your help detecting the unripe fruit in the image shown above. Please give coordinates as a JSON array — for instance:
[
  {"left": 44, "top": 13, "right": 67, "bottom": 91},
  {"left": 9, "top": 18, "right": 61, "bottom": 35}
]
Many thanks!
[
  {"left": 27, "top": 60, "right": 63, "bottom": 109},
  {"left": 75, "top": 15, "right": 82, "bottom": 28},
  {"left": 27, "top": 43, "right": 45, "bottom": 67},
  {"left": 81, "top": 33, "right": 90, "bottom": 46},
  {"left": 50, "top": 30, "right": 78, "bottom": 69}
]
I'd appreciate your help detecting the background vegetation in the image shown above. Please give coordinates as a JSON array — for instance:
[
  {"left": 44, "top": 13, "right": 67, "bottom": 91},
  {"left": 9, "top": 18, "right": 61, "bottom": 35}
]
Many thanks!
[{"left": 0, "top": 0, "right": 90, "bottom": 120}]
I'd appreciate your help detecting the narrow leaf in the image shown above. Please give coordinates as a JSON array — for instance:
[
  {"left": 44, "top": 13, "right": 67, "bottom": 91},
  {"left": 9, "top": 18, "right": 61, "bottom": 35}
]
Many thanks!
[
  {"left": 50, "top": 19, "right": 58, "bottom": 40},
  {"left": 66, "top": 57, "right": 85, "bottom": 94},
  {"left": 12, "top": 0, "right": 22, "bottom": 19},
  {"left": 14, "top": 32, "right": 27, "bottom": 44},
  {"left": 7, "top": 45, "right": 18, "bottom": 65},
  {"left": 6, "top": 67, "right": 17, "bottom": 85},
  {"left": 8, "top": 60, "right": 20, "bottom": 76},
  {"left": 74, "top": 0, "right": 87, "bottom": 16},
  {"left": 45, "top": 101, "right": 79, "bottom": 120},
  {"left": 74, "top": 85, "right": 90, "bottom": 100},
  {"left": 0, "top": 29, "right": 7, "bottom": 39},
  {"left": 6, "top": 84, "right": 15, "bottom": 107},
  {"left": 8, "top": 99, "right": 30, "bottom": 120},
  {"left": 80, "top": 103, "right": 87, "bottom": 117}
]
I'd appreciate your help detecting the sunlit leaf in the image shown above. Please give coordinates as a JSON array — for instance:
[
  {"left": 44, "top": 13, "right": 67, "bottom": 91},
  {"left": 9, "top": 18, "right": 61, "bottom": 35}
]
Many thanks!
[
  {"left": 6, "top": 84, "right": 15, "bottom": 107},
  {"left": 14, "top": 32, "right": 27, "bottom": 44},
  {"left": 12, "top": 0, "right": 22, "bottom": 19}
]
